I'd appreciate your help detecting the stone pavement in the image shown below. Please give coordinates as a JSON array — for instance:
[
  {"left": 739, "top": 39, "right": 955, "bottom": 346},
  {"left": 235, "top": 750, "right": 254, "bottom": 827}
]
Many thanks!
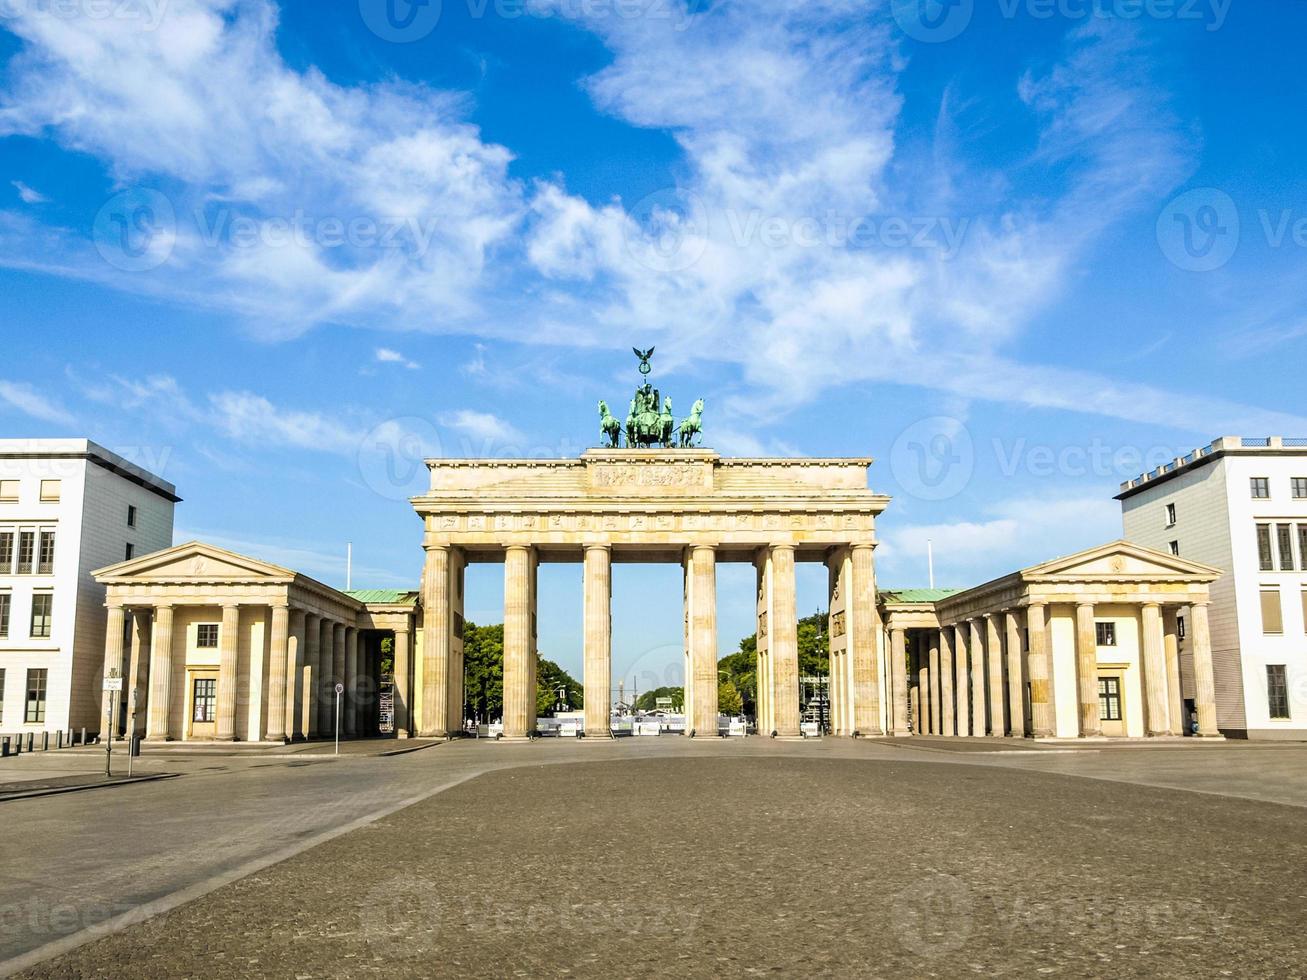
[{"left": 3, "top": 739, "right": 1307, "bottom": 978}]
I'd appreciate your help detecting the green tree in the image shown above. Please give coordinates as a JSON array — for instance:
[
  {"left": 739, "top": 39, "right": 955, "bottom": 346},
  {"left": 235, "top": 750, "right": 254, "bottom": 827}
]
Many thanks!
[
  {"left": 722, "top": 610, "right": 829, "bottom": 716},
  {"left": 635, "top": 686, "right": 684, "bottom": 711},
  {"left": 463, "top": 622, "right": 504, "bottom": 722},
  {"left": 718, "top": 678, "right": 743, "bottom": 715},
  {"left": 537, "top": 657, "right": 583, "bottom": 717}
]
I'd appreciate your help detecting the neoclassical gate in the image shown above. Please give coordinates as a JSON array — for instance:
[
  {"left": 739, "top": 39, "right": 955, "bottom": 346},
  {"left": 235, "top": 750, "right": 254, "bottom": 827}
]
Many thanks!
[{"left": 408, "top": 449, "right": 892, "bottom": 740}]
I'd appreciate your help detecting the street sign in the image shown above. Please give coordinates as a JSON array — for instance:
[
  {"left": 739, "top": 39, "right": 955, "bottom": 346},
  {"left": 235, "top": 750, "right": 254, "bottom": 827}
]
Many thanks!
[
  {"left": 104, "top": 676, "right": 123, "bottom": 692},
  {"left": 334, "top": 683, "right": 344, "bottom": 695}
]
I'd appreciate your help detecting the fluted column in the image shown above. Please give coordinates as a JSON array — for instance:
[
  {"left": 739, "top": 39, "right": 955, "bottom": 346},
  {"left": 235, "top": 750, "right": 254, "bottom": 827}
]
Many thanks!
[
  {"left": 145, "top": 605, "right": 175, "bottom": 741},
  {"left": 421, "top": 543, "right": 452, "bottom": 738},
  {"left": 583, "top": 545, "right": 612, "bottom": 738},
  {"left": 1075, "top": 602, "right": 1101, "bottom": 737},
  {"left": 330, "top": 622, "right": 346, "bottom": 737},
  {"left": 890, "top": 627, "right": 910, "bottom": 736},
  {"left": 985, "top": 615, "right": 1005, "bottom": 737},
  {"left": 100, "top": 604, "right": 126, "bottom": 739},
  {"left": 503, "top": 545, "right": 536, "bottom": 739},
  {"left": 969, "top": 619, "right": 986, "bottom": 737},
  {"left": 1163, "top": 607, "right": 1184, "bottom": 736},
  {"left": 1026, "top": 602, "right": 1054, "bottom": 738},
  {"left": 316, "top": 619, "right": 336, "bottom": 738},
  {"left": 1004, "top": 610, "right": 1025, "bottom": 737},
  {"left": 303, "top": 614, "right": 320, "bottom": 738},
  {"left": 954, "top": 624, "right": 971, "bottom": 736},
  {"left": 215, "top": 604, "right": 240, "bottom": 741},
  {"left": 266, "top": 604, "right": 290, "bottom": 743},
  {"left": 127, "top": 609, "right": 152, "bottom": 738},
  {"left": 343, "top": 626, "right": 359, "bottom": 738},
  {"left": 939, "top": 627, "right": 955, "bottom": 735},
  {"left": 849, "top": 544, "right": 881, "bottom": 735},
  {"left": 1141, "top": 603, "right": 1169, "bottom": 736},
  {"left": 394, "top": 625, "right": 412, "bottom": 738},
  {"left": 687, "top": 545, "right": 720, "bottom": 736},
  {"left": 915, "top": 635, "right": 929, "bottom": 736},
  {"left": 1190, "top": 602, "right": 1220, "bottom": 736},
  {"left": 286, "top": 610, "right": 305, "bottom": 740},
  {"left": 927, "top": 631, "right": 941, "bottom": 734}
]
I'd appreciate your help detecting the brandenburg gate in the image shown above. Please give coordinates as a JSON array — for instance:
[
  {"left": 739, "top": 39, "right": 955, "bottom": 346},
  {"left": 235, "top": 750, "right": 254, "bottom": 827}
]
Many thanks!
[{"left": 411, "top": 449, "right": 892, "bottom": 741}]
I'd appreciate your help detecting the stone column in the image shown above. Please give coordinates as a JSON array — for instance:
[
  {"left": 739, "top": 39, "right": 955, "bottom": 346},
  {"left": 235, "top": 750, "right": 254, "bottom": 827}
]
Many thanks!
[
  {"left": 1004, "top": 610, "right": 1026, "bottom": 737},
  {"left": 768, "top": 545, "right": 800, "bottom": 738},
  {"left": 985, "top": 615, "right": 1005, "bottom": 737},
  {"left": 1075, "top": 602, "right": 1102, "bottom": 737},
  {"left": 1026, "top": 602, "right": 1055, "bottom": 738},
  {"left": 100, "top": 604, "right": 126, "bottom": 740},
  {"left": 969, "top": 620, "right": 986, "bottom": 737},
  {"left": 1162, "top": 607, "right": 1184, "bottom": 736},
  {"left": 285, "top": 610, "right": 305, "bottom": 740},
  {"left": 215, "top": 604, "right": 240, "bottom": 742},
  {"left": 890, "top": 627, "right": 910, "bottom": 736},
  {"left": 421, "top": 543, "right": 452, "bottom": 738},
  {"left": 849, "top": 544, "right": 882, "bottom": 735},
  {"left": 928, "top": 631, "right": 941, "bottom": 735},
  {"left": 503, "top": 545, "right": 536, "bottom": 740},
  {"left": 316, "top": 619, "right": 336, "bottom": 738},
  {"left": 583, "top": 544, "right": 612, "bottom": 738},
  {"left": 916, "top": 635, "right": 929, "bottom": 736},
  {"left": 127, "top": 609, "right": 152, "bottom": 738},
  {"left": 145, "top": 605, "right": 175, "bottom": 741},
  {"left": 394, "top": 625, "right": 412, "bottom": 738},
  {"left": 344, "top": 626, "right": 359, "bottom": 738},
  {"left": 303, "top": 614, "right": 320, "bottom": 739},
  {"left": 939, "top": 627, "right": 955, "bottom": 735},
  {"left": 686, "top": 545, "right": 720, "bottom": 737},
  {"left": 1190, "top": 602, "right": 1220, "bottom": 736},
  {"left": 826, "top": 550, "right": 849, "bottom": 736},
  {"left": 954, "top": 624, "right": 971, "bottom": 736},
  {"left": 1141, "top": 603, "right": 1169, "bottom": 736},
  {"left": 266, "top": 604, "right": 290, "bottom": 743}
]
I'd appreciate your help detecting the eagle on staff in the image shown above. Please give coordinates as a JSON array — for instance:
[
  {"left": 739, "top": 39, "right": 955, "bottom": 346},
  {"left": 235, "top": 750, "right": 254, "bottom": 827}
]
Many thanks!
[{"left": 596, "top": 347, "right": 706, "bottom": 449}]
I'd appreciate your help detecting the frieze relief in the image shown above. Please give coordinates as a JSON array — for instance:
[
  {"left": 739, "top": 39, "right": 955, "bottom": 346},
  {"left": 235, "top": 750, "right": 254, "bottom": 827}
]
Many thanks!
[
  {"left": 427, "top": 509, "right": 872, "bottom": 537},
  {"left": 589, "top": 464, "right": 703, "bottom": 489}
]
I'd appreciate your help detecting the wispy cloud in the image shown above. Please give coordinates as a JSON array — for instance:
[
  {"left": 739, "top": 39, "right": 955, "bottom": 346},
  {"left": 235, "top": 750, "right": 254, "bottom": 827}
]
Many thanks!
[
  {"left": 11, "top": 180, "right": 47, "bottom": 204},
  {"left": 437, "top": 409, "right": 525, "bottom": 446},
  {"left": 375, "top": 347, "right": 420, "bottom": 370},
  {"left": 0, "top": 380, "right": 75, "bottom": 425},
  {"left": 208, "top": 390, "right": 364, "bottom": 455}
]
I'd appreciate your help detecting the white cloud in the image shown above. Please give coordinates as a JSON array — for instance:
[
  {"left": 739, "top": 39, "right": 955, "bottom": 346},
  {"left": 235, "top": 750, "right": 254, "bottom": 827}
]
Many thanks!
[
  {"left": 437, "top": 409, "right": 525, "bottom": 447},
  {"left": 0, "top": 380, "right": 75, "bottom": 425},
  {"left": 11, "top": 180, "right": 47, "bottom": 204},
  {"left": 375, "top": 347, "right": 420, "bottom": 370},
  {"left": 208, "top": 390, "right": 363, "bottom": 455}
]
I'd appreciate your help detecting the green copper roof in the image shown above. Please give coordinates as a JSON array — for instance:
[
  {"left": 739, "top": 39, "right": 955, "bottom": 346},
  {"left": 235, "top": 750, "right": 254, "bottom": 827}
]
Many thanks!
[
  {"left": 880, "top": 588, "right": 963, "bottom": 604},
  {"left": 345, "top": 589, "right": 419, "bottom": 605}
]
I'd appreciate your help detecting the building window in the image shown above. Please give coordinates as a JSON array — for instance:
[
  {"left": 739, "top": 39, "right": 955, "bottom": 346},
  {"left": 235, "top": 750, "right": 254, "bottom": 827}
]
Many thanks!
[
  {"left": 0, "top": 531, "right": 11, "bottom": 574},
  {"left": 127, "top": 504, "right": 138, "bottom": 528},
  {"left": 1257, "top": 524, "right": 1275, "bottom": 571},
  {"left": 1169, "top": 540, "right": 1180, "bottom": 556},
  {"left": 1293, "top": 478, "right": 1307, "bottom": 500},
  {"left": 1096, "top": 622, "right": 1117, "bottom": 646},
  {"left": 16, "top": 531, "right": 33, "bottom": 574},
  {"left": 25, "top": 668, "right": 47, "bottom": 723},
  {"left": 1277, "top": 525, "right": 1296, "bottom": 572},
  {"left": 1251, "top": 477, "right": 1271, "bottom": 499},
  {"left": 1165, "top": 503, "right": 1177, "bottom": 527},
  {"left": 192, "top": 678, "right": 217, "bottom": 723},
  {"left": 196, "top": 624, "right": 219, "bottom": 649},
  {"left": 30, "top": 593, "right": 52, "bottom": 639},
  {"left": 1267, "top": 666, "right": 1290, "bottom": 720},
  {"left": 38, "top": 480, "right": 60, "bottom": 503},
  {"left": 0, "top": 668, "right": 4, "bottom": 725},
  {"left": 1098, "top": 677, "right": 1123, "bottom": 721},
  {"left": 124, "top": 543, "right": 135, "bottom": 561},
  {"left": 0, "top": 593, "right": 9, "bottom": 638},
  {"left": 1300, "top": 526, "right": 1307, "bottom": 573},
  {"left": 37, "top": 530, "right": 55, "bottom": 575},
  {"left": 0, "top": 480, "right": 17, "bottom": 502},
  {"left": 1261, "top": 588, "right": 1284, "bottom": 635}
]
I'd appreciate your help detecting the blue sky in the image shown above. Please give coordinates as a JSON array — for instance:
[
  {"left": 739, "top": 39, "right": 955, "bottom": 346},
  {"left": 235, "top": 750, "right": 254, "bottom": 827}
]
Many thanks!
[{"left": 2, "top": 0, "right": 1305, "bottom": 689}]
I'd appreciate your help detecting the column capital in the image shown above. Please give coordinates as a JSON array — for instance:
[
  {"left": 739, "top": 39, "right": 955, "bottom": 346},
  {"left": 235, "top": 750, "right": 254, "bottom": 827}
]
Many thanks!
[
  {"left": 1142, "top": 600, "right": 1162, "bottom": 611},
  {"left": 583, "top": 542, "right": 612, "bottom": 554},
  {"left": 769, "top": 542, "right": 796, "bottom": 554},
  {"left": 1076, "top": 600, "right": 1095, "bottom": 610}
]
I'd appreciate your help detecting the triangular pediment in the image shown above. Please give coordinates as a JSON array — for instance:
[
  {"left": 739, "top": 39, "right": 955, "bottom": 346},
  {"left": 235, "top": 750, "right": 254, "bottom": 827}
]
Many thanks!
[
  {"left": 1021, "top": 540, "right": 1221, "bottom": 582},
  {"left": 93, "top": 541, "right": 295, "bottom": 583}
]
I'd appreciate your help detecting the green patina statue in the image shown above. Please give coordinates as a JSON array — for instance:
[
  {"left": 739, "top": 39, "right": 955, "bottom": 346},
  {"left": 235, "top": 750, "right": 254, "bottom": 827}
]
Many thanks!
[{"left": 597, "top": 348, "right": 705, "bottom": 449}]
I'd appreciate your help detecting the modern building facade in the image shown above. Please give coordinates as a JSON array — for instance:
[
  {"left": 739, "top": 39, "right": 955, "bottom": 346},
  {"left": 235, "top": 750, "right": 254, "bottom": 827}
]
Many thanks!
[
  {"left": 0, "top": 440, "right": 177, "bottom": 737},
  {"left": 1119, "top": 436, "right": 1307, "bottom": 739}
]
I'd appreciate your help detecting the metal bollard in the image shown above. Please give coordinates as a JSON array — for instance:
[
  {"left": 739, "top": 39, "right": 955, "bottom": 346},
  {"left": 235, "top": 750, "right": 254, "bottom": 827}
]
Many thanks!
[
  {"left": 57, "top": 730, "right": 63, "bottom": 749},
  {"left": 42, "top": 732, "right": 49, "bottom": 751},
  {"left": 2, "top": 736, "right": 9, "bottom": 758},
  {"left": 80, "top": 727, "right": 86, "bottom": 747},
  {"left": 26, "top": 733, "right": 35, "bottom": 753}
]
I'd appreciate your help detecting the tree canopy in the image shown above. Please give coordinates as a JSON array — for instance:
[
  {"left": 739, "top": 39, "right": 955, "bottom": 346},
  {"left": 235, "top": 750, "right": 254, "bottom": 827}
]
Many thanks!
[
  {"left": 462, "top": 621, "right": 583, "bottom": 722},
  {"left": 718, "top": 610, "right": 829, "bottom": 716}
]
